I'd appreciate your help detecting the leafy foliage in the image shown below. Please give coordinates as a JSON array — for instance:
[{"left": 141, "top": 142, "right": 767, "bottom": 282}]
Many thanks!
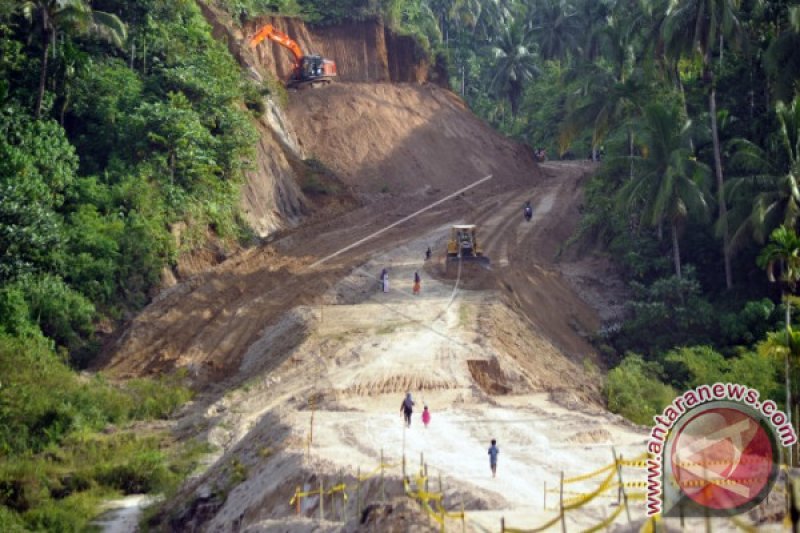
[{"left": 606, "top": 354, "right": 676, "bottom": 425}]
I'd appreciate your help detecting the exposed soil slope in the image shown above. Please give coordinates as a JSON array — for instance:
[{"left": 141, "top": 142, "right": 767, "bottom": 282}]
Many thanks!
[
  {"left": 99, "top": 80, "right": 547, "bottom": 384},
  {"left": 95, "top": 8, "right": 657, "bottom": 531},
  {"left": 286, "top": 83, "right": 540, "bottom": 193}
]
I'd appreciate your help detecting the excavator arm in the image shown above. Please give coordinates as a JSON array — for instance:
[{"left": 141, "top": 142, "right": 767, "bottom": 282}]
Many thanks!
[
  {"left": 248, "top": 23, "right": 336, "bottom": 88},
  {"left": 249, "top": 24, "right": 304, "bottom": 67}
]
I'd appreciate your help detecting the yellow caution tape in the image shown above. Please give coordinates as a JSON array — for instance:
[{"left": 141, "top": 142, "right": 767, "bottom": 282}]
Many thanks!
[
  {"left": 289, "top": 481, "right": 355, "bottom": 505},
  {"left": 563, "top": 469, "right": 617, "bottom": 510},
  {"left": 563, "top": 463, "right": 615, "bottom": 484},
  {"left": 674, "top": 457, "right": 770, "bottom": 468},
  {"left": 357, "top": 463, "right": 395, "bottom": 481},
  {"left": 289, "top": 488, "right": 322, "bottom": 505},
  {"left": 617, "top": 453, "right": 649, "bottom": 468},
  {"left": 679, "top": 477, "right": 767, "bottom": 488}
]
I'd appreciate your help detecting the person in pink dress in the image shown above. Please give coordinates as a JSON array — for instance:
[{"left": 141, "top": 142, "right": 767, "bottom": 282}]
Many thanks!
[{"left": 422, "top": 405, "right": 431, "bottom": 428}]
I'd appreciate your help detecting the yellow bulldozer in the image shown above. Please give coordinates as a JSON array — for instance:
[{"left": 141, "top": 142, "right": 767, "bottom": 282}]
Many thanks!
[{"left": 446, "top": 224, "right": 490, "bottom": 268}]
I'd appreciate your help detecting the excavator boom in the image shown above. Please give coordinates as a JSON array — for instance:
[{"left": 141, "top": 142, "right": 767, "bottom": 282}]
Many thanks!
[{"left": 248, "top": 24, "right": 303, "bottom": 66}]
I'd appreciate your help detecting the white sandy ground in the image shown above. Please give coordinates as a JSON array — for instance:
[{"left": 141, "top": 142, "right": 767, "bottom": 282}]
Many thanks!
[
  {"left": 91, "top": 495, "right": 159, "bottom": 532},
  {"left": 168, "top": 224, "right": 784, "bottom": 533},
  {"left": 105, "top": 181, "right": 787, "bottom": 532}
]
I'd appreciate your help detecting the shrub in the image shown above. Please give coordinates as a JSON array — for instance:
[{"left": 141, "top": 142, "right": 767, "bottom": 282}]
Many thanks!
[
  {"left": 125, "top": 376, "right": 193, "bottom": 420},
  {"left": 605, "top": 354, "right": 676, "bottom": 425}
]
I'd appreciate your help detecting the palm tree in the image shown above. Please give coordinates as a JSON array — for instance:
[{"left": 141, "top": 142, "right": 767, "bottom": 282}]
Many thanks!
[
  {"left": 663, "top": 0, "right": 743, "bottom": 290},
  {"left": 528, "top": 0, "right": 582, "bottom": 64},
  {"left": 22, "top": 0, "right": 126, "bottom": 118},
  {"left": 764, "top": 4, "right": 800, "bottom": 104},
  {"left": 757, "top": 225, "right": 800, "bottom": 441},
  {"left": 618, "top": 102, "right": 711, "bottom": 278},
  {"left": 726, "top": 96, "right": 800, "bottom": 250},
  {"left": 489, "top": 19, "right": 540, "bottom": 117},
  {"left": 560, "top": 66, "right": 647, "bottom": 163}
]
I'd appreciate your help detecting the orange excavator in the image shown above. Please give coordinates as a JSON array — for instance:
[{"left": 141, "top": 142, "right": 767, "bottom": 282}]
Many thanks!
[{"left": 248, "top": 24, "right": 337, "bottom": 88}]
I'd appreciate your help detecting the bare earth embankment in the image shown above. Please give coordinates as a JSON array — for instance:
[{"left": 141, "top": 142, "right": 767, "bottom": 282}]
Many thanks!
[{"left": 96, "top": 48, "right": 769, "bottom": 531}]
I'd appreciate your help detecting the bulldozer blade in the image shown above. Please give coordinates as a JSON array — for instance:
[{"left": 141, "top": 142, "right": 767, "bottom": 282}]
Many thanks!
[{"left": 446, "top": 256, "right": 491, "bottom": 269}]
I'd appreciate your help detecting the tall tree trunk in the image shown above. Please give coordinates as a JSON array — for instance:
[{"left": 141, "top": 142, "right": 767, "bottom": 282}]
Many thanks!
[
  {"left": 786, "top": 292, "right": 793, "bottom": 464},
  {"left": 35, "top": 12, "right": 51, "bottom": 119},
  {"left": 628, "top": 130, "right": 634, "bottom": 180},
  {"left": 671, "top": 221, "right": 682, "bottom": 279},
  {"left": 709, "top": 69, "right": 733, "bottom": 289},
  {"left": 676, "top": 63, "right": 694, "bottom": 152}
]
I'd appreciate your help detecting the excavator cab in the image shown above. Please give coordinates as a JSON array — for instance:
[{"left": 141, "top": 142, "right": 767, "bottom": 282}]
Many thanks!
[{"left": 293, "top": 55, "right": 336, "bottom": 87}]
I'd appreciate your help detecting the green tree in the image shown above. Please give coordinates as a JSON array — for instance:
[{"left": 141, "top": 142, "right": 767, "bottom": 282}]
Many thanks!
[
  {"left": 727, "top": 95, "right": 800, "bottom": 249},
  {"left": 757, "top": 224, "right": 800, "bottom": 435},
  {"left": 489, "top": 18, "right": 540, "bottom": 116},
  {"left": 528, "top": 0, "right": 581, "bottom": 63},
  {"left": 606, "top": 354, "right": 676, "bottom": 424},
  {"left": 663, "top": 0, "right": 743, "bottom": 290},
  {"left": 618, "top": 102, "right": 711, "bottom": 278},
  {"left": 21, "top": 0, "right": 126, "bottom": 118}
]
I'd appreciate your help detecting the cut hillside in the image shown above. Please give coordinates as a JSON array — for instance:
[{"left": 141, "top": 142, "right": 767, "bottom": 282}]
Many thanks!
[
  {"left": 99, "top": 16, "right": 546, "bottom": 385},
  {"left": 241, "top": 16, "right": 444, "bottom": 84}
]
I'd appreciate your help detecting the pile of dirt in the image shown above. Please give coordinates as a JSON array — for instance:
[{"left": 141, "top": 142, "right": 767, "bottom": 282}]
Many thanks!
[
  {"left": 286, "top": 83, "right": 540, "bottom": 194},
  {"left": 342, "top": 499, "right": 437, "bottom": 532},
  {"left": 467, "top": 358, "right": 511, "bottom": 395}
]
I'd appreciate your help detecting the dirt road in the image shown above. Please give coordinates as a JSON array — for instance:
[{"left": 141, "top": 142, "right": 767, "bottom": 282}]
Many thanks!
[{"left": 97, "top": 81, "right": 645, "bottom": 532}]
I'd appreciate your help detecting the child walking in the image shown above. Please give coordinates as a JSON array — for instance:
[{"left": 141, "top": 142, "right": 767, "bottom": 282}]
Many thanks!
[
  {"left": 413, "top": 271, "right": 421, "bottom": 295},
  {"left": 422, "top": 405, "right": 431, "bottom": 428},
  {"left": 488, "top": 439, "right": 499, "bottom": 478}
]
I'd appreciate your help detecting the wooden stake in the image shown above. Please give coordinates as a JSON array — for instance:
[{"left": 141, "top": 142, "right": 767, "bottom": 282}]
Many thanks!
[
  {"left": 612, "top": 447, "right": 631, "bottom": 525},
  {"left": 295, "top": 485, "right": 301, "bottom": 515},
  {"left": 319, "top": 477, "right": 324, "bottom": 521},
  {"left": 501, "top": 516, "right": 505, "bottom": 532},
  {"left": 339, "top": 469, "right": 346, "bottom": 522},
  {"left": 381, "top": 448, "right": 385, "bottom": 502},
  {"left": 356, "top": 466, "right": 361, "bottom": 517},
  {"left": 544, "top": 481, "right": 547, "bottom": 510},
  {"left": 560, "top": 471, "right": 566, "bottom": 533},
  {"left": 461, "top": 495, "right": 466, "bottom": 533}
]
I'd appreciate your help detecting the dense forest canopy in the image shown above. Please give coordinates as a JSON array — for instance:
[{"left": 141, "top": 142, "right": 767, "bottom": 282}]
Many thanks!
[{"left": 1, "top": 0, "right": 800, "bottom": 528}]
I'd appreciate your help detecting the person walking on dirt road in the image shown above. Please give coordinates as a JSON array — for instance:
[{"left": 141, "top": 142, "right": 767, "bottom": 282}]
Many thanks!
[
  {"left": 422, "top": 405, "right": 431, "bottom": 428},
  {"left": 425, "top": 247, "right": 431, "bottom": 260},
  {"left": 400, "top": 392, "right": 415, "bottom": 427},
  {"left": 523, "top": 201, "right": 533, "bottom": 222},
  {"left": 488, "top": 439, "right": 499, "bottom": 478},
  {"left": 413, "top": 271, "right": 421, "bottom": 295},
  {"left": 380, "top": 268, "right": 389, "bottom": 293}
]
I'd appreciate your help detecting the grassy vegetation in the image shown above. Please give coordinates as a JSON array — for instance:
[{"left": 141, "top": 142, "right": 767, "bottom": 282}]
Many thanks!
[{"left": 0, "top": 332, "right": 198, "bottom": 529}]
